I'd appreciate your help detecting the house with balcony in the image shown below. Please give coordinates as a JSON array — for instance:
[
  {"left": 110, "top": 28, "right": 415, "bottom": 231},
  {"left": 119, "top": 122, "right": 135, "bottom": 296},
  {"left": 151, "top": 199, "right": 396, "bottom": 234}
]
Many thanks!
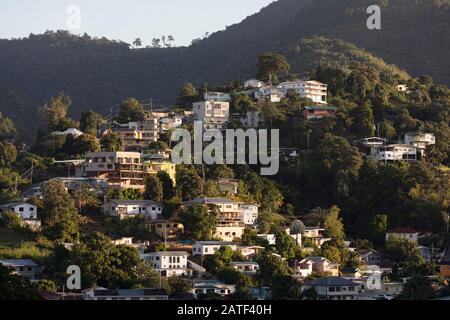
[
  {"left": 279, "top": 80, "right": 328, "bottom": 104},
  {"left": 82, "top": 151, "right": 144, "bottom": 190},
  {"left": 104, "top": 199, "right": 163, "bottom": 220},
  {"left": 142, "top": 154, "right": 176, "bottom": 185},
  {"left": 404, "top": 132, "right": 435, "bottom": 156},
  {"left": 370, "top": 144, "right": 418, "bottom": 162},
  {"left": 204, "top": 91, "right": 232, "bottom": 102},
  {"left": 302, "top": 277, "right": 359, "bottom": 300},
  {"left": 192, "top": 101, "right": 230, "bottom": 130},
  {"left": 104, "top": 119, "right": 159, "bottom": 151},
  {"left": 192, "top": 241, "right": 237, "bottom": 256},
  {"left": 141, "top": 251, "right": 190, "bottom": 277},
  {"left": 231, "top": 261, "right": 259, "bottom": 274},
  {"left": 302, "top": 227, "right": 332, "bottom": 248},
  {"left": 241, "top": 204, "right": 259, "bottom": 225},
  {"left": 0, "top": 259, "right": 39, "bottom": 280},
  {"left": 304, "top": 105, "right": 337, "bottom": 121},
  {"left": 357, "top": 249, "right": 382, "bottom": 266}
]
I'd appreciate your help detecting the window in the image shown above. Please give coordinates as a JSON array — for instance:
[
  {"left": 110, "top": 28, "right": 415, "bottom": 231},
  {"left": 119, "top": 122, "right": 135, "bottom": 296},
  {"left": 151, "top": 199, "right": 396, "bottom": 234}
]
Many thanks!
[{"left": 19, "top": 207, "right": 24, "bottom": 212}]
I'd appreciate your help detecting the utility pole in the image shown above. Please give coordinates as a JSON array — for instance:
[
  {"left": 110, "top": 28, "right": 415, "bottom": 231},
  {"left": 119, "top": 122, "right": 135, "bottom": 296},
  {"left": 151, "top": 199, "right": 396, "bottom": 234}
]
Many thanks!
[{"left": 30, "top": 160, "right": 34, "bottom": 185}]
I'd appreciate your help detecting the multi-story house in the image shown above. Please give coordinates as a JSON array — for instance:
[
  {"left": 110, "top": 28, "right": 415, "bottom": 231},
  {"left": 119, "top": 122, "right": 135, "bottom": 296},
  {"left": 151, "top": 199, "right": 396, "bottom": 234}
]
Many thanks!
[
  {"left": 254, "top": 86, "right": 283, "bottom": 103},
  {"left": 141, "top": 251, "right": 190, "bottom": 277},
  {"left": 404, "top": 132, "right": 435, "bottom": 156},
  {"left": 279, "top": 80, "right": 328, "bottom": 104},
  {"left": 142, "top": 154, "right": 177, "bottom": 185},
  {"left": 105, "top": 119, "right": 159, "bottom": 151},
  {"left": 302, "top": 227, "right": 332, "bottom": 248},
  {"left": 231, "top": 261, "right": 259, "bottom": 274},
  {"left": 370, "top": 144, "right": 418, "bottom": 162},
  {"left": 357, "top": 249, "right": 382, "bottom": 266},
  {"left": 104, "top": 199, "right": 163, "bottom": 220},
  {"left": 302, "top": 277, "right": 359, "bottom": 300},
  {"left": 295, "top": 256, "right": 339, "bottom": 278},
  {"left": 192, "top": 101, "right": 230, "bottom": 130},
  {"left": 204, "top": 91, "right": 231, "bottom": 102},
  {"left": 83, "top": 151, "right": 144, "bottom": 190},
  {"left": 183, "top": 197, "right": 245, "bottom": 241},
  {"left": 144, "top": 220, "right": 184, "bottom": 240},
  {"left": 159, "top": 115, "right": 183, "bottom": 132}
]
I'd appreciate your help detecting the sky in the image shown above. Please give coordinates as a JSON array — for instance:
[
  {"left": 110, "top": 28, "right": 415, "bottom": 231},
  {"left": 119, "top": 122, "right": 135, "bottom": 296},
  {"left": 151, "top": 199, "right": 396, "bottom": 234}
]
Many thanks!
[{"left": 0, "top": 0, "right": 275, "bottom": 46}]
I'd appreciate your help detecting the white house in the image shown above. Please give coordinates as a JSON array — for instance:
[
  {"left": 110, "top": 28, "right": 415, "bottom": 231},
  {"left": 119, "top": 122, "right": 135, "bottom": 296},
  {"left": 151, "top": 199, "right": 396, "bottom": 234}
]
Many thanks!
[
  {"left": 254, "top": 86, "right": 283, "bottom": 103},
  {"left": 370, "top": 144, "right": 418, "bottom": 162},
  {"left": 0, "top": 259, "right": 39, "bottom": 279},
  {"left": 141, "top": 251, "right": 190, "bottom": 277},
  {"left": 404, "top": 132, "right": 435, "bottom": 156},
  {"left": 159, "top": 115, "right": 183, "bottom": 131},
  {"left": 190, "top": 280, "right": 235, "bottom": 297},
  {"left": 386, "top": 227, "right": 419, "bottom": 244},
  {"left": 295, "top": 257, "right": 339, "bottom": 278},
  {"left": 302, "top": 277, "right": 359, "bottom": 300},
  {"left": 237, "top": 246, "right": 265, "bottom": 260},
  {"left": 192, "top": 241, "right": 237, "bottom": 256},
  {"left": 104, "top": 199, "right": 163, "bottom": 220},
  {"left": 0, "top": 202, "right": 38, "bottom": 219},
  {"left": 217, "top": 179, "right": 239, "bottom": 195},
  {"left": 204, "top": 91, "right": 231, "bottom": 102},
  {"left": 278, "top": 80, "right": 328, "bottom": 104},
  {"left": 231, "top": 261, "right": 259, "bottom": 274},
  {"left": 215, "top": 224, "right": 245, "bottom": 242},
  {"left": 192, "top": 101, "right": 230, "bottom": 130},
  {"left": 241, "top": 204, "right": 259, "bottom": 225}
]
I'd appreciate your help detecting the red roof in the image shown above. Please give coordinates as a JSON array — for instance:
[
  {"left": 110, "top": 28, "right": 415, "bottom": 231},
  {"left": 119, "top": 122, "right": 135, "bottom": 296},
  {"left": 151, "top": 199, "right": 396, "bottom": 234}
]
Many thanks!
[{"left": 387, "top": 227, "right": 418, "bottom": 234}]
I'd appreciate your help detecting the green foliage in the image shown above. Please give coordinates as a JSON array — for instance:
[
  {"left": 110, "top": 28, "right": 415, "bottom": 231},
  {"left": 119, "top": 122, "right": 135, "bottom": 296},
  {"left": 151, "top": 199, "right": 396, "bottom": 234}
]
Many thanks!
[
  {"left": 399, "top": 275, "right": 435, "bottom": 300},
  {"left": 101, "top": 133, "right": 123, "bottom": 152},
  {"left": 257, "top": 52, "right": 291, "bottom": 83},
  {"left": 256, "top": 251, "right": 291, "bottom": 286},
  {"left": 0, "top": 210, "right": 23, "bottom": 230},
  {"left": 181, "top": 204, "right": 216, "bottom": 241},
  {"left": 0, "top": 112, "right": 16, "bottom": 140},
  {"left": 0, "top": 141, "right": 17, "bottom": 167},
  {"left": 120, "top": 188, "right": 143, "bottom": 200},
  {"left": 168, "top": 276, "right": 190, "bottom": 295},
  {"left": 270, "top": 275, "right": 302, "bottom": 300},
  {"left": 313, "top": 205, "right": 345, "bottom": 239},
  {"left": 176, "top": 166, "right": 203, "bottom": 201},
  {"left": 176, "top": 83, "right": 198, "bottom": 107},
  {"left": 0, "top": 265, "right": 41, "bottom": 300},
  {"left": 80, "top": 111, "right": 103, "bottom": 135},
  {"left": 116, "top": 98, "right": 145, "bottom": 123},
  {"left": 157, "top": 171, "right": 175, "bottom": 200},
  {"left": 144, "top": 175, "right": 163, "bottom": 202}
]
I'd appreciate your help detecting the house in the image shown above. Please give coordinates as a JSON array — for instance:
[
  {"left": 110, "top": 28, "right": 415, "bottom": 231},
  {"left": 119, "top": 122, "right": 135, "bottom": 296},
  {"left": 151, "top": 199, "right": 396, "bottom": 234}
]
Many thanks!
[
  {"left": 303, "top": 105, "right": 337, "bottom": 121},
  {"left": 370, "top": 144, "right": 418, "bottom": 162},
  {"left": 0, "top": 202, "right": 41, "bottom": 230},
  {"left": 215, "top": 224, "right": 245, "bottom": 242},
  {"left": 355, "top": 137, "right": 387, "bottom": 148},
  {"left": 144, "top": 220, "right": 184, "bottom": 240},
  {"left": 295, "top": 257, "right": 339, "bottom": 278},
  {"left": 282, "top": 227, "right": 302, "bottom": 246},
  {"left": 257, "top": 233, "right": 276, "bottom": 245},
  {"left": 104, "top": 118, "right": 159, "bottom": 151},
  {"left": 279, "top": 80, "right": 328, "bottom": 104},
  {"left": 404, "top": 132, "right": 436, "bottom": 156},
  {"left": 190, "top": 280, "right": 235, "bottom": 297},
  {"left": 141, "top": 251, "right": 190, "bottom": 277},
  {"left": 159, "top": 115, "right": 183, "bottom": 132},
  {"left": 0, "top": 259, "right": 39, "bottom": 279},
  {"left": 302, "top": 227, "right": 332, "bottom": 248},
  {"left": 83, "top": 287, "right": 168, "bottom": 300},
  {"left": 439, "top": 241, "right": 450, "bottom": 277},
  {"left": 204, "top": 91, "right": 231, "bottom": 102},
  {"left": 241, "top": 204, "right": 259, "bottom": 225},
  {"left": 302, "top": 277, "right": 359, "bottom": 300},
  {"left": 142, "top": 154, "right": 177, "bottom": 184},
  {"left": 254, "top": 86, "right": 283, "bottom": 103},
  {"left": 231, "top": 261, "right": 259, "bottom": 274},
  {"left": 250, "top": 287, "right": 271, "bottom": 300},
  {"left": 184, "top": 197, "right": 245, "bottom": 241},
  {"left": 397, "top": 84, "right": 408, "bottom": 92},
  {"left": 82, "top": 151, "right": 144, "bottom": 190},
  {"left": 104, "top": 199, "right": 163, "bottom": 220},
  {"left": 192, "top": 100, "right": 230, "bottom": 130},
  {"left": 111, "top": 237, "right": 146, "bottom": 254},
  {"left": 244, "top": 79, "right": 264, "bottom": 89},
  {"left": 357, "top": 249, "right": 382, "bottom": 266},
  {"left": 236, "top": 246, "right": 265, "bottom": 260},
  {"left": 218, "top": 179, "right": 239, "bottom": 195},
  {"left": 386, "top": 227, "right": 419, "bottom": 244},
  {"left": 192, "top": 241, "right": 237, "bottom": 256}
]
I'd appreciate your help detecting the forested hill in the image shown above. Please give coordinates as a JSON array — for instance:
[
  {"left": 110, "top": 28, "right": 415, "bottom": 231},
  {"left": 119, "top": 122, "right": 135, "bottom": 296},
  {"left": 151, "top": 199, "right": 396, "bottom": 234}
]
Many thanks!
[{"left": 0, "top": 0, "right": 448, "bottom": 140}]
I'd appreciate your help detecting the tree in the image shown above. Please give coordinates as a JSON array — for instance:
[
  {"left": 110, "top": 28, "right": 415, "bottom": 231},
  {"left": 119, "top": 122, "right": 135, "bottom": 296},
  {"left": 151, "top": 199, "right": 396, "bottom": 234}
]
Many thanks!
[
  {"left": 0, "top": 141, "right": 17, "bottom": 167},
  {"left": 176, "top": 83, "right": 198, "bottom": 107},
  {"left": 314, "top": 206, "right": 345, "bottom": 239},
  {"left": 40, "top": 179, "right": 79, "bottom": 241},
  {"left": 0, "top": 265, "right": 41, "bottom": 300},
  {"left": 116, "top": 98, "right": 145, "bottom": 123},
  {"left": 144, "top": 175, "right": 163, "bottom": 202},
  {"left": 257, "top": 52, "right": 291, "bottom": 84},
  {"left": 368, "top": 214, "right": 388, "bottom": 245},
  {"left": 0, "top": 112, "right": 16, "bottom": 140},
  {"left": 80, "top": 110, "right": 102, "bottom": 135},
  {"left": 351, "top": 101, "right": 375, "bottom": 138},
  {"left": 0, "top": 210, "right": 22, "bottom": 230},
  {"left": 168, "top": 276, "right": 190, "bottom": 295},
  {"left": 133, "top": 38, "right": 142, "bottom": 48},
  {"left": 301, "top": 287, "right": 318, "bottom": 300},
  {"left": 121, "top": 188, "right": 143, "bottom": 200},
  {"left": 271, "top": 275, "right": 302, "bottom": 300},
  {"left": 176, "top": 166, "right": 203, "bottom": 201},
  {"left": 216, "top": 268, "right": 242, "bottom": 284},
  {"left": 181, "top": 204, "right": 216, "bottom": 240},
  {"left": 385, "top": 235, "right": 424, "bottom": 266},
  {"left": 399, "top": 275, "right": 435, "bottom": 300},
  {"left": 256, "top": 251, "right": 291, "bottom": 286},
  {"left": 101, "top": 133, "right": 123, "bottom": 151},
  {"left": 72, "top": 184, "right": 101, "bottom": 214},
  {"left": 39, "top": 93, "right": 72, "bottom": 131},
  {"left": 273, "top": 228, "right": 298, "bottom": 258},
  {"left": 157, "top": 171, "right": 174, "bottom": 200},
  {"left": 65, "top": 134, "right": 101, "bottom": 155}
]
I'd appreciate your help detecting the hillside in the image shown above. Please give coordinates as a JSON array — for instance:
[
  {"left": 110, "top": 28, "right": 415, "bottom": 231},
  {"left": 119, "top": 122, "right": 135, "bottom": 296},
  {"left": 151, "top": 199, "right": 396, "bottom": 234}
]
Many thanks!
[{"left": 0, "top": 0, "right": 448, "bottom": 140}]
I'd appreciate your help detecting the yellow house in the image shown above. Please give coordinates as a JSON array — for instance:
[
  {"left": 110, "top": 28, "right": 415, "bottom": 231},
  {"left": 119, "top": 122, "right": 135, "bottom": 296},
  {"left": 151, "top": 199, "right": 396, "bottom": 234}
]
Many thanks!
[{"left": 143, "top": 154, "right": 176, "bottom": 185}]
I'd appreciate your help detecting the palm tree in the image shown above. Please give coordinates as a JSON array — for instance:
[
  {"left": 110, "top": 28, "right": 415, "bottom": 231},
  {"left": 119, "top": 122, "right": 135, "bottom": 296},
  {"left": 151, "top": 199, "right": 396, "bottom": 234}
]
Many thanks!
[{"left": 132, "top": 38, "right": 142, "bottom": 48}]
